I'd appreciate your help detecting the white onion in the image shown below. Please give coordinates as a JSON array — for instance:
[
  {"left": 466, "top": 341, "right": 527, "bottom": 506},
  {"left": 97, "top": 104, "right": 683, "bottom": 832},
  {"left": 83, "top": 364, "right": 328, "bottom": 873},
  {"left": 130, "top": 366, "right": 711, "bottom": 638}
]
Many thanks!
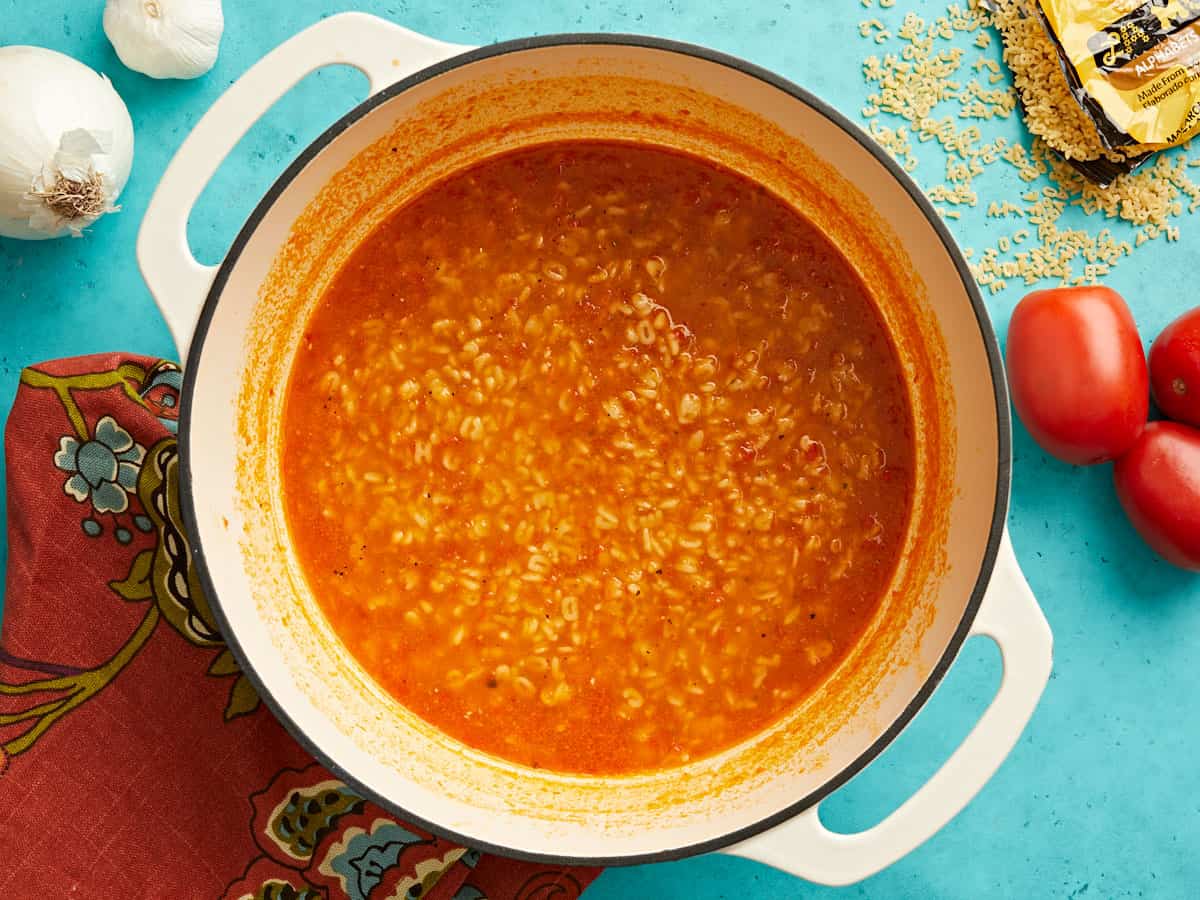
[{"left": 0, "top": 46, "right": 135, "bottom": 240}]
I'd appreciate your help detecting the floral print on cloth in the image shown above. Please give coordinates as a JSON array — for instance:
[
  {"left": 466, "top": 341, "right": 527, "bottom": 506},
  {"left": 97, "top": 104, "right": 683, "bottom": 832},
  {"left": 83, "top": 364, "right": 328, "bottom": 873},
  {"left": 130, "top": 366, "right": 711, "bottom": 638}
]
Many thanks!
[
  {"left": 223, "top": 764, "right": 474, "bottom": 900},
  {"left": 54, "top": 415, "right": 145, "bottom": 516},
  {"left": 0, "top": 354, "right": 601, "bottom": 899}
]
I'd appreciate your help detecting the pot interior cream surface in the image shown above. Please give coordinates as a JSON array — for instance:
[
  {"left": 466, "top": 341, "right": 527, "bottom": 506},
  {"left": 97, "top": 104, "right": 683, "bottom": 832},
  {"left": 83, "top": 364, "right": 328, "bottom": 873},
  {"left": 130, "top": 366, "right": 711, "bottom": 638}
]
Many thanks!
[{"left": 189, "top": 44, "right": 1000, "bottom": 857}]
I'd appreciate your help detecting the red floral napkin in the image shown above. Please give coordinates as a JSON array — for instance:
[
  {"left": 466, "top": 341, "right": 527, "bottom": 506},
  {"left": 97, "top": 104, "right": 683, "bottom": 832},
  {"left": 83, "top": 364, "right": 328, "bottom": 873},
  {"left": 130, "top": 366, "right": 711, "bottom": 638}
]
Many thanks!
[{"left": 0, "top": 354, "right": 602, "bottom": 899}]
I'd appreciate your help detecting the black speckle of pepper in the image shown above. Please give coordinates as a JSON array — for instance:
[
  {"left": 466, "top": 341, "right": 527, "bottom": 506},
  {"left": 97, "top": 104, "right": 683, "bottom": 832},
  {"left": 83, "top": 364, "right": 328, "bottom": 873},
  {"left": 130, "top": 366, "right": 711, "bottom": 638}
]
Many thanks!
[{"left": 486, "top": 677, "right": 498, "bottom": 688}]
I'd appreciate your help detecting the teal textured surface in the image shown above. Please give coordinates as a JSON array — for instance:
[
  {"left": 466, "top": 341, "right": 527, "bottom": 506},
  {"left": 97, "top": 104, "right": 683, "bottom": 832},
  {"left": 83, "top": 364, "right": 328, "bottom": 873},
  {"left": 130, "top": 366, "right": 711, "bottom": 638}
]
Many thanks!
[{"left": 1, "top": 1, "right": 1198, "bottom": 897}]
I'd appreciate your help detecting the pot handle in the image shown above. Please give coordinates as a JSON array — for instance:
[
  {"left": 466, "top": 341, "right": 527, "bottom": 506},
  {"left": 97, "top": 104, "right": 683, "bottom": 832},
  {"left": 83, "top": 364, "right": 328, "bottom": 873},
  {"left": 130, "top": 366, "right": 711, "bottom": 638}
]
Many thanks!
[
  {"left": 136, "top": 13, "right": 468, "bottom": 365},
  {"left": 725, "top": 530, "right": 1052, "bottom": 886}
]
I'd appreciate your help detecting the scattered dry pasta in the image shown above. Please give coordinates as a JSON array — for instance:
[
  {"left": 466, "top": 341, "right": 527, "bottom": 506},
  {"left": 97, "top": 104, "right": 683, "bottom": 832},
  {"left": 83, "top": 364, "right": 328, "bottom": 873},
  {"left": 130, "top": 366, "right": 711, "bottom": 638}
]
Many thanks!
[{"left": 859, "top": 1, "right": 1199, "bottom": 287}]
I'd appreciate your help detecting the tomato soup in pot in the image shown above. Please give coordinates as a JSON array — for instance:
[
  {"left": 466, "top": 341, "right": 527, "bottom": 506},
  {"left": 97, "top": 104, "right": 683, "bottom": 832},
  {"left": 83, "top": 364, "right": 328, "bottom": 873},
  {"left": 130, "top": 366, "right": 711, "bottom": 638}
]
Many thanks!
[{"left": 280, "top": 142, "right": 914, "bottom": 775}]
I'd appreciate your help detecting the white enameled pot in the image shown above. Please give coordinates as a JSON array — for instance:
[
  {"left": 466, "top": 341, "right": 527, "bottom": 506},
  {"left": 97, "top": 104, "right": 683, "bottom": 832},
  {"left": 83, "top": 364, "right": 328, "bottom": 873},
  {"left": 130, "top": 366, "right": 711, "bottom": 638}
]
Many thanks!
[{"left": 137, "top": 14, "right": 1052, "bottom": 886}]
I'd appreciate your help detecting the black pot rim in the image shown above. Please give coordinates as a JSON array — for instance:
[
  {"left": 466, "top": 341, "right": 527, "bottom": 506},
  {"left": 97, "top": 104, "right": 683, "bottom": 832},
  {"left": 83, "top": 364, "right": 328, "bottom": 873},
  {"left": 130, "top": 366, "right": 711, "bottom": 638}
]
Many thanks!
[{"left": 178, "top": 30, "right": 1011, "bottom": 869}]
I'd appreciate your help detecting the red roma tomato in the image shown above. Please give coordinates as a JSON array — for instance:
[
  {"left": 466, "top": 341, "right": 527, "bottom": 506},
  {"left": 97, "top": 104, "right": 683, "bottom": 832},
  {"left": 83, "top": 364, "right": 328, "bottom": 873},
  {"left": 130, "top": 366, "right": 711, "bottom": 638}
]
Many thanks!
[
  {"left": 1006, "top": 286, "right": 1148, "bottom": 465},
  {"left": 1113, "top": 421, "right": 1200, "bottom": 571},
  {"left": 1149, "top": 306, "right": 1200, "bottom": 427}
]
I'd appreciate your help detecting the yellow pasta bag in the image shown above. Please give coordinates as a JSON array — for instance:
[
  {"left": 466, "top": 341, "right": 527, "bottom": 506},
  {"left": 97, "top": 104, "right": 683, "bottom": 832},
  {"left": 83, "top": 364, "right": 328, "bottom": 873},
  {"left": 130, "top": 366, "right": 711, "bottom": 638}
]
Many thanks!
[{"left": 1037, "top": 0, "right": 1200, "bottom": 150}]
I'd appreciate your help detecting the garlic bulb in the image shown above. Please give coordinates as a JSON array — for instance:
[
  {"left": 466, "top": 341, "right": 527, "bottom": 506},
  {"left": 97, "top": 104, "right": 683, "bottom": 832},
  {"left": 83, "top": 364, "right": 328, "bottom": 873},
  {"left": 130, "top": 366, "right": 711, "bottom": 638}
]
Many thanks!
[
  {"left": 103, "top": 0, "right": 224, "bottom": 80},
  {"left": 0, "top": 47, "right": 134, "bottom": 240}
]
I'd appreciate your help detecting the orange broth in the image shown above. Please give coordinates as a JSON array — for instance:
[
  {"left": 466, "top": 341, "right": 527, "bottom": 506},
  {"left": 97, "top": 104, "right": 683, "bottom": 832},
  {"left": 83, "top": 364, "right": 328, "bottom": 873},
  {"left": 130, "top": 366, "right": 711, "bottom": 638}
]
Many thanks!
[{"left": 281, "top": 142, "right": 914, "bottom": 774}]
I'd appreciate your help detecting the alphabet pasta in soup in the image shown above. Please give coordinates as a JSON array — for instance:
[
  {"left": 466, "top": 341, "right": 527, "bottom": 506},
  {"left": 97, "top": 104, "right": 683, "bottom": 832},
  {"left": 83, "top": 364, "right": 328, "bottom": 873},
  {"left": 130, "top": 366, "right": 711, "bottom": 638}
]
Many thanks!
[{"left": 281, "top": 142, "right": 914, "bottom": 775}]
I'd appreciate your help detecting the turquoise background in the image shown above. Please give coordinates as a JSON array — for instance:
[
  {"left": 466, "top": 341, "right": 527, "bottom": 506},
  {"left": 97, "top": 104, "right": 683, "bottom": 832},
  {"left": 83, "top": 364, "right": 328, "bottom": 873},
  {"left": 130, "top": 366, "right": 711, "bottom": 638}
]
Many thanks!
[{"left": 2, "top": 1, "right": 1198, "bottom": 896}]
